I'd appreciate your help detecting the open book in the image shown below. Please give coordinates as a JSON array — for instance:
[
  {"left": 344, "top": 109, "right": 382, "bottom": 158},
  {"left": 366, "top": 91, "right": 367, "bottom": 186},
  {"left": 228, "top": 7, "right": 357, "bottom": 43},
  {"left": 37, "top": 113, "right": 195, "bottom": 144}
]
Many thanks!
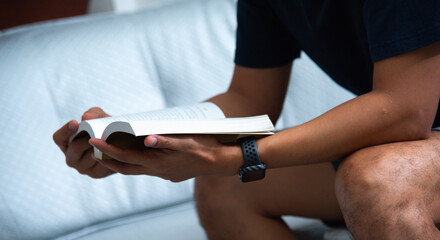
[{"left": 69, "top": 103, "right": 274, "bottom": 159}]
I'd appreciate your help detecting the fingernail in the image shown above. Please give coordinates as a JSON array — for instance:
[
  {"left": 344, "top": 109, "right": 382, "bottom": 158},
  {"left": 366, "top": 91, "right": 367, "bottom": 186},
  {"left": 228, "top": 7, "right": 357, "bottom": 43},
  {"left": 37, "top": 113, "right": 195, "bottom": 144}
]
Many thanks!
[
  {"left": 89, "top": 139, "right": 96, "bottom": 147},
  {"left": 146, "top": 136, "right": 157, "bottom": 147},
  {"left": 68, "top": 121, "right": 76, "bottom": 131}
]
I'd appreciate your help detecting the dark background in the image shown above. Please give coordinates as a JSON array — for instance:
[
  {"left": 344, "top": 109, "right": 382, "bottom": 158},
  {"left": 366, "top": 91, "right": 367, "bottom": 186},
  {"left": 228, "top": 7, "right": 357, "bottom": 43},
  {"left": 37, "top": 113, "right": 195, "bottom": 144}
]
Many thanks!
[{"left": 0, "top": 0, "right": 89, "bottom": 30}]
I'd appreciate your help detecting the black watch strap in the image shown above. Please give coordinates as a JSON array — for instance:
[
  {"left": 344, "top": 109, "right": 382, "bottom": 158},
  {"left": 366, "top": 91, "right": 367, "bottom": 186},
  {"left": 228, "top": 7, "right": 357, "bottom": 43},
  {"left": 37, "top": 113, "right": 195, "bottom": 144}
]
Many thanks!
[{"left": 237, "top": 136, "right": 266, "bottom": 182}]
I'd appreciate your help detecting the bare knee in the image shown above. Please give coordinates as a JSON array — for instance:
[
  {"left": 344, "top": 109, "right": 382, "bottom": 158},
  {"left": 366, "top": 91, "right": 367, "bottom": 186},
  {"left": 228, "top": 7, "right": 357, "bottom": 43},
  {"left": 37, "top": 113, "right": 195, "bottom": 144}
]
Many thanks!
[
  {"left": 335, "top": 149, "right": 388, "bottom": 227},
  {"left": 335, "top": 146, "right": 434, "bottom": 238},
  {"left": 194, "top": 176, "right": 241, "bottom": 230},
  {"left": 335, "top": 148, "right": 394, "bottom": 206}
]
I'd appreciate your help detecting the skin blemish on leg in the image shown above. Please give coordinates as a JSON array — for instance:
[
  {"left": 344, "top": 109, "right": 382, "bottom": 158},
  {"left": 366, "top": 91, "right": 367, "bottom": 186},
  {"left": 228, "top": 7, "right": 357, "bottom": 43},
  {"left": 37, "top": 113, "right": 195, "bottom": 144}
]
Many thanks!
[{"left": 344, "top": 167, "right": 350, "bottom": 177}]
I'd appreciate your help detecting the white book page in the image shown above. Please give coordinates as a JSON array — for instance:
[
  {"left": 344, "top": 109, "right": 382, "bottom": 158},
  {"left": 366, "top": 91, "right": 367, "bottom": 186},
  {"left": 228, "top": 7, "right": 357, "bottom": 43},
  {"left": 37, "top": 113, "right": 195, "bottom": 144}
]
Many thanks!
[
  {"left": 100, "top": 115, "right": 274, "bottom": 145},
  {"left": 71, "top": 103, "right": 224, "bottom": 159},
  {"left": 71, "top": 102, "right": 224, "bottom": 141},
  {"left": 126, "top": 115, "right": 274, "bottom": 137},
  {"left": 109, "top": 102, "right": 225, "bottom": 123},
  {"left": 68, "top": 118, "right": 111, "bottom": 144}
]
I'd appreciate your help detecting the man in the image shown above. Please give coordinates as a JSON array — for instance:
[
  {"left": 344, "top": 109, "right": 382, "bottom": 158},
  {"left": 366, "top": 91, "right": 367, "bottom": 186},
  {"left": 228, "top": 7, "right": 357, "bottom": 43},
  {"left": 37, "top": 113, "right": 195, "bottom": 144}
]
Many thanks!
[{"left": 54, "top": 0, "right": 440, "bottom": 239}]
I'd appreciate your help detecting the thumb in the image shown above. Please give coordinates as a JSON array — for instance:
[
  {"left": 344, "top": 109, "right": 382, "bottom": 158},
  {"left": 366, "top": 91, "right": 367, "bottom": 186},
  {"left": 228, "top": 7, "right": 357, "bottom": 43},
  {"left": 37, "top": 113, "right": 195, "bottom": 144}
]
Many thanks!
[
  {"left": 144, "top": 135, "right": 160, "bottom": 148},
  {"left": 145, "top": 135, "right": 184, "bottom": 150}
]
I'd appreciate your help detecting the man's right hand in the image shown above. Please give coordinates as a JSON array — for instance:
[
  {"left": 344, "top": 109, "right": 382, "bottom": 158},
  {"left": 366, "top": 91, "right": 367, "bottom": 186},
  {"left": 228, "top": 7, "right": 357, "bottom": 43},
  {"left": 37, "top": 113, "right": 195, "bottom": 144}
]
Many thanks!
[{"left": 53, "top": 107, "right": 115, "bottom": 178}]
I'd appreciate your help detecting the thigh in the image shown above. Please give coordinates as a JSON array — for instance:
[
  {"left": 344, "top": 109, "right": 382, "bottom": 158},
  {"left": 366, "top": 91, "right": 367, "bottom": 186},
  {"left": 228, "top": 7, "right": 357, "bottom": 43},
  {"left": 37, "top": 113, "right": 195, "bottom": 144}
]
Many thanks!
[{"left": 196, "top": 162, "right": 343, "bottom": 221}]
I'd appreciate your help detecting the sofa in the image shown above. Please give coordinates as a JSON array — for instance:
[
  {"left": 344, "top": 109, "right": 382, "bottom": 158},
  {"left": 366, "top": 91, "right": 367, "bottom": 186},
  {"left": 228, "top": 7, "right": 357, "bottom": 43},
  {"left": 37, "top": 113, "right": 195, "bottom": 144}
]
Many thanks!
[{"left": 0, "top": 0, "right": 356, "bottom": 239}]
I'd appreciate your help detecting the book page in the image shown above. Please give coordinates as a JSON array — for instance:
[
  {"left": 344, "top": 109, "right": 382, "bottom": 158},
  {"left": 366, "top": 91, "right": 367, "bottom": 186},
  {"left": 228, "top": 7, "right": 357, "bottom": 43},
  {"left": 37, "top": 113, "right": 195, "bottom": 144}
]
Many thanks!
[
  {"left": 72, "top": 102, "right": 224, "bottom": 141},
  {"left": 110, "top": 102, "right": 225, "bottom": 123},
  {"left": 125, "top": 115, "right": 274, "bottom": 137},
  {"left": 68, "top": 118, "right": 112, "bottom": 144},
  {"left": 82, "top": 117, "right": 116, "bottom": 138},
  {"left": 70, "top": 103, "right": 225, "bottom": 159},
  {"left": 100, "top": 115, "right": 274, "bottom": 159}
]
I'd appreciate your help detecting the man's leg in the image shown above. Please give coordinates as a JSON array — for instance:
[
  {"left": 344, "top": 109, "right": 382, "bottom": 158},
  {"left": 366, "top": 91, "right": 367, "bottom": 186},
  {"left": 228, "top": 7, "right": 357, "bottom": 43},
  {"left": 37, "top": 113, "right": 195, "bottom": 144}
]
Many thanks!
[
  {"left": 335, "top": 131, "right": 440, "bottom": 239},
  {"left": 195, "top": 163, "right": 343, "bottom": 239}
]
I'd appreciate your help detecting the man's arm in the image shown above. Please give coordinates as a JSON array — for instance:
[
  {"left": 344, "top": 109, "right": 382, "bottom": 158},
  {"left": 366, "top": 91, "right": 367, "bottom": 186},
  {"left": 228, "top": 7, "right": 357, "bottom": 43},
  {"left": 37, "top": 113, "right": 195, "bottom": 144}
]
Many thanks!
[
  {"left": 206, "top": 63, "right": 292, "bottom": 122},
  {"left": 87, "top": 63, "right": 293, "bottom": 180},
  {"left": 258, "top": 42, "right": 440, "bottom": 168},
  {"left": 90, "top": 42, "right": 440, "bottom": 181},
  {"left": 54, "top": 63, "right": 292, "bottom": 179}
]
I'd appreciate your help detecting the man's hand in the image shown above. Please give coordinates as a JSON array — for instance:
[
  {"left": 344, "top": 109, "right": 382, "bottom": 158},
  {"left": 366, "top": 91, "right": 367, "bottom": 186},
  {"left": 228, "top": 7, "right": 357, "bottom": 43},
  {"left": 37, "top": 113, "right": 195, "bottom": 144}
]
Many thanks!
[
  {"left": 53, "top": 107, "right": 115, "bottom": 178},
  {"left": 89, "top": 134, "right": 242, "bottom": 182}
]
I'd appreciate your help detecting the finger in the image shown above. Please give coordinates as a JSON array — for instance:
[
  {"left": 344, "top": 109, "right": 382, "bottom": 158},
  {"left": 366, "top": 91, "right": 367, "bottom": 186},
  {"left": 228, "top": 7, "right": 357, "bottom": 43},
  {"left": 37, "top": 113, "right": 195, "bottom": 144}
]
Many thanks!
[
  {"left": 67, "top": 149, "right": 96, "bottom": 176},
  {"left": 144, "top": 135, "right": 159, "bottom": 148},
  {"left": 89, "top": 138, "right": 146, "bottom": 163},
  {"left": 89, "top": 138, "right": 128, "bottom": 161},
  {"left": 168, "top": 176, "right": 191, "bottom": 183},
  {"left": 66, "top": 137, "right": 93, "bottom": 167},
  {"left": 75, "top": 159, "right": 98, "bottom": 175},
  {"left": 93, "top": 152, "right": 182, "bottom": 180},
  {"left": 82, "top": 107, "right": 109, "bottom": 121},
  {"left": 75, "top": 151, "right": 111, "bottom": 177},
  {"left": 53, "top": 120, "right": 78, "bottom": 153},
  {"left": 144, "top": 134, "right": 191, "bottom": 151},
  {"left": 91, "top": 138, "right": 158, "bottom": 165},
  {"left": 97, "top": 158, "right": 156, "bottom": 176},
  {"left": 88, "top": 161, "right": 115, "bottom": 179}
]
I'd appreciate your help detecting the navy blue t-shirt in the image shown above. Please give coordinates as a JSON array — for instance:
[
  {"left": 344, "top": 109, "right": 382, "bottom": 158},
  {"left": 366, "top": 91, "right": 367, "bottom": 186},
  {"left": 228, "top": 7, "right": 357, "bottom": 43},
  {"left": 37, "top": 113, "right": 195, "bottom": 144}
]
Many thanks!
[{"left": 235, "top": 0, "right": 440, "bottom": 127}]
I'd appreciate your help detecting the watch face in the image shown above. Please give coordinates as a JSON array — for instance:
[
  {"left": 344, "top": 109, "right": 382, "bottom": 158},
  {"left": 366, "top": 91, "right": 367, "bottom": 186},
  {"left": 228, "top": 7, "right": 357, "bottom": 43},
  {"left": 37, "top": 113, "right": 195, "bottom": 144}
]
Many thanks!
[{"left": 240, "top": 169, "right": 266, "bottom": 183}]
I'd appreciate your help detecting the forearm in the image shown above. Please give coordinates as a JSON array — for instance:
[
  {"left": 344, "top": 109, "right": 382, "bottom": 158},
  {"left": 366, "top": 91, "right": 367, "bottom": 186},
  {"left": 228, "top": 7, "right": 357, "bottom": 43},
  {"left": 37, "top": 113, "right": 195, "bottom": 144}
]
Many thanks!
[
  {"left": 206, "top": 91, "right": 281, "bottom": 122},
  {"left": 258, "top": 91, "right": 433, "bottom": 168},
  {"left": 205, "top": 65, "right": 292, "bottom": 123}
]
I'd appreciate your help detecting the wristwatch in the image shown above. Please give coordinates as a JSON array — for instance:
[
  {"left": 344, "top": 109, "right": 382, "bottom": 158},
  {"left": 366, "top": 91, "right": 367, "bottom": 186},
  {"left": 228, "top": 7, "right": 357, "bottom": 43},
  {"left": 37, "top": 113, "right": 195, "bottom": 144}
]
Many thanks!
[{"left": 237, "top": 136, "right": 266, "bottom": 182}]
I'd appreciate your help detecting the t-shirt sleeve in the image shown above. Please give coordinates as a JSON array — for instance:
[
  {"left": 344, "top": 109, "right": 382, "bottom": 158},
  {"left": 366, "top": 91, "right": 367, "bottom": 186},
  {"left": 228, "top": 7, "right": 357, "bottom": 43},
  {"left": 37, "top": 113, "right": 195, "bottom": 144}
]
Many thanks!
[
  {"left": 364, "top": 0, "right": 440, "bottom": 62},
  {"left": 234, "top": 0, "right": 301, "bottom": 68}
]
